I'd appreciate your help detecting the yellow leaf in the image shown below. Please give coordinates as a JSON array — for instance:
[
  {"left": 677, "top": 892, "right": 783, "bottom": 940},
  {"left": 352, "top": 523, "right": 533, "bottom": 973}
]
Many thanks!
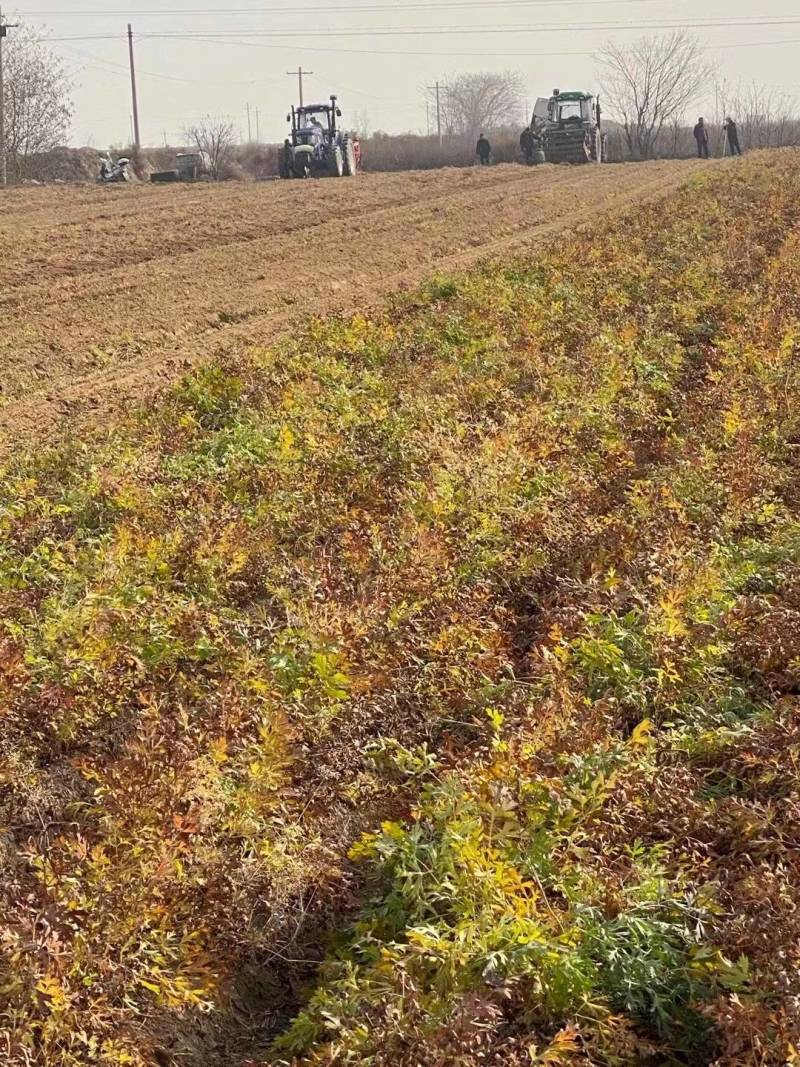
[
  {"left": 657, "top": 590, "right": 688, "bottom": 639},
  {"left": 36, "top": 974, "right": 67, "bottom": 1010},
  {"left": 36, "top": 975, "right": 61, "bottom": 997},
  {"left": 138, "top": 978, "right": 162, "bottom": 995},
  {"left": 629, "top": 719, "right": 653, "bottom": 746},
  {"left": 723, "top": 403, "right": 742, "bottom": 439},
  {"left": 210, "top": 737, "right": 228, "bottom": 764},
  {"left": 278, "top": 425, "right": 296, "bottom": 457}
]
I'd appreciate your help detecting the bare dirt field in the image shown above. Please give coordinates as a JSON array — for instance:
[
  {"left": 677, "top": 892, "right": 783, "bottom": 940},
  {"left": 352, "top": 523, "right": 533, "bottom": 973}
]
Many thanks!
[{"left": 0, "top": 160, "right": 713, "bottom": 453}]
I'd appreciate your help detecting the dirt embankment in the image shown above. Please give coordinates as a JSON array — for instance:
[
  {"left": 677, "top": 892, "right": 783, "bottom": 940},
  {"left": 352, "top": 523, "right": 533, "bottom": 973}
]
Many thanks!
[{"left": 0, "top": 160, "right": 713, "bottom": 453}]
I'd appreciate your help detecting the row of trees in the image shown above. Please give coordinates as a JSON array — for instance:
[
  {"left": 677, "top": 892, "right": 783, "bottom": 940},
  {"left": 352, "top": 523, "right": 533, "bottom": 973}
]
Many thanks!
[{"left": 2, "top": 22, "right": 798, "bottom": 179}]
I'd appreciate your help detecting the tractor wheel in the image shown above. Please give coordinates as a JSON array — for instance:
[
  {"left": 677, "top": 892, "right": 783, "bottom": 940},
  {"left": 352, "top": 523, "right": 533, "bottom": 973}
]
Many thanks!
[
  {"left": 343, "top": 140, "right": 357, "bottom": 177},
  {"left": 330, "top": 146, "right": 344, "bottom": 178}
]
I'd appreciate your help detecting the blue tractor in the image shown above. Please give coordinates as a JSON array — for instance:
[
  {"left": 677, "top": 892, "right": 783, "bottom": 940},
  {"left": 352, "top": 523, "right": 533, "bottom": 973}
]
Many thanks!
[{"left": 280, "top": 95, "right": 358, "bottom": 179}]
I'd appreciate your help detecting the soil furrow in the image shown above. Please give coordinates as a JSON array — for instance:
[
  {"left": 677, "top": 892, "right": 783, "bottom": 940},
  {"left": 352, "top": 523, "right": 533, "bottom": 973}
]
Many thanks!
[{"left": 0, "top": 159, "right": 715, "bottom": 454}]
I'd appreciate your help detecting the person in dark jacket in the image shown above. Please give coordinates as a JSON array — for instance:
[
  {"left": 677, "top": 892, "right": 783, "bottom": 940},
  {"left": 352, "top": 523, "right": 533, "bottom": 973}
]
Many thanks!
[
  {"left": 476, "top": 134, "right": 492, "bottom": 165},
  {"left": 693, "top": 117, "right": 709, "bottom": 159},
  {"left": 519, "top": 126, "right": 534, "bottom": 164},
  {"left": 723, "top": 116, "right": 742, "bottom": 156}
]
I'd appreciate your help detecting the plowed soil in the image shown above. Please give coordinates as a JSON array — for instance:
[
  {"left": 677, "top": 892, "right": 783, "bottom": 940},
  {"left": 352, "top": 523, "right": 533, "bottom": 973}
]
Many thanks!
[{"left": 0, "top": 160, "right": 712, "bottom": 453}]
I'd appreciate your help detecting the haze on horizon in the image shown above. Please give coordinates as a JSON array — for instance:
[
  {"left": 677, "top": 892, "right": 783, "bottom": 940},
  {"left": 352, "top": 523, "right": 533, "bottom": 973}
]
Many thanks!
[{"left": 7, "top": 0, "right": 800, "bottom": 149}]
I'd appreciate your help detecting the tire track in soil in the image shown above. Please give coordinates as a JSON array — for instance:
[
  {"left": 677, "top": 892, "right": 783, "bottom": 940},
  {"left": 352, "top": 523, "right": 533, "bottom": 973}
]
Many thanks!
[
  {"left": 0, "top": 166, "right": 566, "bottom": 293},
  {"left": 0, "top": 159, "right": 715, "bottom": 456}
]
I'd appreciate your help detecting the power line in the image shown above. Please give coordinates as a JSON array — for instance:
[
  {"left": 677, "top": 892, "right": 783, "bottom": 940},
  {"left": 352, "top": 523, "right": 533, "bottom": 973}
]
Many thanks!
[
  {"left": 36, "top": 15, "right": 800, "bottom": 46},
  {"left": 46, "top": 28, "right": 800, "bottom": 60},
  {"left": 12, "top": 0, "right": 702, "bottom": 14},
  {"left": 92, "top": 15, "right": 800, "bottom": 37},
  {"left": 60, "top": 42, "right": 233, "bottom": 82},
  {"left": 148, "top": 16, "right": 800, "bottom": 36},
  {"left": 55, "top": 38, "right": 296, "bottom": 83}
]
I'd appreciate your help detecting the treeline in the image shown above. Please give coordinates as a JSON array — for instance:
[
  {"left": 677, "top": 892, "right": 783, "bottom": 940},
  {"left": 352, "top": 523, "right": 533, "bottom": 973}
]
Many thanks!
[
  {"left": 604, "top": 116, "right": 800, "bottom": 162},
  {"left": 17, "top": 131, "right": 521, "bottom": 183},
  {"left": 20, "top": 117, "right": 800, "bottom": 186}
]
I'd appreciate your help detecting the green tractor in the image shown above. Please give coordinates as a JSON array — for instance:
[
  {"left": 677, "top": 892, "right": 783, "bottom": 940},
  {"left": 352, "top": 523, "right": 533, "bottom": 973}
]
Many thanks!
[{"left": 532, "top": 90, "right": 606, "bottom": 164}]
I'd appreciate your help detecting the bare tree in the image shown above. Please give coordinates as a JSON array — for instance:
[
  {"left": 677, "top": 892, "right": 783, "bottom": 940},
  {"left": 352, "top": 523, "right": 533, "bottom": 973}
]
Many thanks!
[
  {"left": 183, "top": 119, "right": 236, "bottom": 179},
  {"left": 715, "top": 79, "right": 799, "bottom": 151},
  {"left": 353, "top": 109, "right": 372, "bottom": 138},
  {"left": 599, "top": 32, "right": 711, "bottom": 159},
  {"left": 427, "top": 72, "right": 524, "bottom": 138},
  {"left": 4, "top": 22, "right": 73, "bottom": 180}
]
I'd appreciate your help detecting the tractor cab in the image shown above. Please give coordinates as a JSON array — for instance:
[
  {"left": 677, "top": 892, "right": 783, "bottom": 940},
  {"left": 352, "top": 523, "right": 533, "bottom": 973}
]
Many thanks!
[{"left": 288, "top": 99, "right": 343, "bottom": 147}]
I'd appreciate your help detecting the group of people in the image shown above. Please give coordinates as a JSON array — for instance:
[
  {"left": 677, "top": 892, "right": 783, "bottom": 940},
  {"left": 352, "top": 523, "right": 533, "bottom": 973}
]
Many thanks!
[
  {"left": 693, "top": 116, "right": 743, "bottom": 158},
  {"left": 479, "top": 117, "right": 745, "bottom": 166},
  {"left": 476, "top": 126, "right": 543, "bottom": 166}
]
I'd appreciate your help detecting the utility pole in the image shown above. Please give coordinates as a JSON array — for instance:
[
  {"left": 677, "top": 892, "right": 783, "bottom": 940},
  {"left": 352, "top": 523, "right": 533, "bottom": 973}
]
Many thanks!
[
  {"left": 246, "top": 102, "right": 252, "bottom": 141},
  {"left": 286, "top": 66, "right": 312, "bottom": 108},
  {"left": 0, "top": 8, "right": 19, "bottom": 186},
  {"left": 127, "top": 24, "right": 141, "bottom": 150},
  {"left": 255, "top": 107, "right": 260, "bottom": 143},
  {"left": 427, "top": 81, "right": 442, "bottom": 146}
]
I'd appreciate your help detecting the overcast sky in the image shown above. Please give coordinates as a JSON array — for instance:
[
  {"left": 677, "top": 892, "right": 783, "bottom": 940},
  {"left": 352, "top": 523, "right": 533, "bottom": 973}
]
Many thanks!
[{"left": 7, "top": 0, "right": 800, "bottom": 147}]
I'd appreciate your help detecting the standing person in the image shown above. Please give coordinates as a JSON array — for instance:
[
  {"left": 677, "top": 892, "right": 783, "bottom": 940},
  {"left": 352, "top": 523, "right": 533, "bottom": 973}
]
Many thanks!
[
  {"left": 723, "top": 116, "right": 743, "bottom": 156},
  {"left": 352, "top": 134, "right": 362, "bottom": 171},
  {"left": 519, "top": 125, "right": 534, "bottom": 165},
  {"left": 693, "top": 117, "right": 709, "bottom": 159},
  {"left": 476, "top": 133, "right": 492, "bottom": 166}
]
